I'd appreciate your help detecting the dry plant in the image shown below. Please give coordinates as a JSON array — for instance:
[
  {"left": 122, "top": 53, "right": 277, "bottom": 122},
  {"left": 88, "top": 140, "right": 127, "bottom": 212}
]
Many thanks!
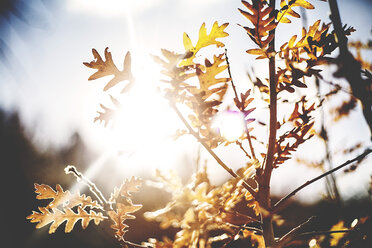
[{"left": 27, "top": 0, "right": 372, "bottom": 247}]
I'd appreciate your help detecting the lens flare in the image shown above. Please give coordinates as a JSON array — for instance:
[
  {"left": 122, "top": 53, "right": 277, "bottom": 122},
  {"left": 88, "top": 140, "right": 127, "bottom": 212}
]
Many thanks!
[{"left": 213, "top": 111, "right": 245, "bottom": 141}]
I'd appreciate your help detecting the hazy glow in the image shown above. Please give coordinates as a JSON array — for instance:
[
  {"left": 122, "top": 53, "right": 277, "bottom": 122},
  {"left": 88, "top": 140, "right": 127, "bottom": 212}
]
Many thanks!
[
  {"left": 309, "top": 239, "right": 317, "bottom": 247},
  {"left": 213, "top": 111, "right": 245, "bottom": 141},
  {"left": 67, "top": 0, "right": 164, "bottom": 17}
]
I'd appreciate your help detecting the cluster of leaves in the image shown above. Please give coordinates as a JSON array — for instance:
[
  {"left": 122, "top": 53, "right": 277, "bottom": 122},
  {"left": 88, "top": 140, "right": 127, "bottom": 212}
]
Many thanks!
[
  {"left": 27, "top": 166, "right": 143, "bottom": 244},
  {"left": 27, "top": 183, "right": 105, "bottom": 234},
  {"left": 145, "top": 165, "right": 263, "bottom": 248},
  {"left": 154, "top": 21, "right": 234, "bottom": 148}
]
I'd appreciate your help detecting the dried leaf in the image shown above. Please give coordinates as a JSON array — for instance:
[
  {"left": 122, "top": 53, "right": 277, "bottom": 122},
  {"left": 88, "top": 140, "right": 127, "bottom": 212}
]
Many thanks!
[
  {"left": 239, "top": 0, "right": 276, "bottom": 50},
  {"left": 84, "top": 48, "right": 133, "bottom": 92},
  {"left": 108, "top": 203, "right": 142, "bottom": 241},
  {"left": 109, "top": 176, "right": 143, "bottom": 203},
  {"left": 27, "top": 206, "right": 105, "bottom": 234}
]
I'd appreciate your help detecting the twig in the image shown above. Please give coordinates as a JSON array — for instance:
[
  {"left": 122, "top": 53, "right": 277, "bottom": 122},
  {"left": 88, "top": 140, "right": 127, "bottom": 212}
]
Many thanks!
[
  {"left": 274, "top": 216, "right": 316, "bottom": 247},
  {"left": 65, "top": 165, "right": 109, "bottom": 208},
  {"left": 225, "top": 48, "right": 257, "bottom": 160},
  {"left": 273, "top": 148, "right": 372, "bottom": 211},
  {"left": 296, "top": 229, "right": 357, "bottom": 238},
  {"left": 169, "top": 101, "right": 257, "bottom": 198},
  {"left": 236, "top": 140, "right": 252, "bottom": 159},
  {"left": 121, "top": 240, "right": 153, "bottom": 248}
]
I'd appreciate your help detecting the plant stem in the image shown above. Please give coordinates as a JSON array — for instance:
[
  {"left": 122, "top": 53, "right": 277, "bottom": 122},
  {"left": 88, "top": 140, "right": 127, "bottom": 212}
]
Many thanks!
[
  {"left": 225, "top": 48, "right": 257, "bottom": 160},
  {"left": 260, "top": 0, "right": 277, "bottom": 246},
  {"left": 65, "top": 165, "right": 109, "bottom": 208},
  {"left": 273, "top": 148, "right": 372, "bottom": 211},
  {"left": 328, "top": 0, "right": 372, "bottom": 139},
  {"left": 169, "top": 101, "right": 257, "bottom": 198},
  {"left": 274, "top": 216, "right": 316, "bottom": 247}
]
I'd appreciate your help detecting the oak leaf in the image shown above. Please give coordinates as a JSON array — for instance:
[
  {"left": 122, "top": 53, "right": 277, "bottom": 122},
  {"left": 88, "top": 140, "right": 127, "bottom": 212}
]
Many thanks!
[
  {"left": 27, "top": 206, "right": 105, "bottom": 234},
  {"left": 108, "top": 203, "right": 142, "bottom": 241},
  {"left": 239, "top": 0, "right": 276, "bottom": 51},
  {"left": 277, "top": 0, "right": 314, "bottom": 24},
  {"left": 33, "top": 183, "right": 102, "bottom": 210},
  {"left": 180, "top": 21, "right": 229, "bottom": 66},
  {"left": 84, "top": 48, "right": 133, "bottom": 92},
  {"left": 109, "top": 176, "right": 143, "bottom": 203}
]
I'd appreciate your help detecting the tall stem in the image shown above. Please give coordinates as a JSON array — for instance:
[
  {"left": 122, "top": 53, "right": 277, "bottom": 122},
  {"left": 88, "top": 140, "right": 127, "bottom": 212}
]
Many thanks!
[{"left": 260, "top": 0, "right": 277, "bottom": 246}]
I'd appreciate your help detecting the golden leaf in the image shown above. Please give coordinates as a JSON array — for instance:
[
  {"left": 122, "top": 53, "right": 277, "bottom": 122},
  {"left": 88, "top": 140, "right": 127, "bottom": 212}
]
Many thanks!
[
  {"left": 28, "top": 184, "right": 105, "bottom": 234},
  {"left": 108, "top": 202, "right": 142, "bottom": 241},
  {"left": 84, "top": 48, "right": 133, "bottom": 92},
  {"left": 33, "top": 183, "right": 102, "bottom": 210},
  {"left": 180, "top": 21, "right": 229, "bottom": 66},
  {"left": 277, "top": 0, "right": 314, "bottom": 24},
  {"left": 195, "top": 54, "right": 230, "bottom": 93},
  {"left": 27, "top": 206, "right": 105, "bottom": 234}
]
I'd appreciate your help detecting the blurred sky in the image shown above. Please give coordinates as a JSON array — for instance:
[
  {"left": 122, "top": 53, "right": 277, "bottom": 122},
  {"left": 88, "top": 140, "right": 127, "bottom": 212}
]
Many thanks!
[{"left": 0, "top": 0, "right": 372, "bottom": 203}]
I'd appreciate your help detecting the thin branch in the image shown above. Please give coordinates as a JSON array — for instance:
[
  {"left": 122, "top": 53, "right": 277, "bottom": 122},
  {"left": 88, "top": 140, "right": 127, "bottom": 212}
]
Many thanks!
[
  {"left": 274, "top": 216, "right": 316, "bottom": 248},
  {"left": 122, "top": 240, "right": 153, "bottom": 248},
  {"left": 169, "top": 101, "right": 257, "bottom": 198},
  {"left": 225, "top": 48, "right": 257, "bottom": 160},
  {"left": 296, "top": 229, "right": 357, "bottom": 238},
  {"left": 236, "top": 140, "right": 252, "bottom": 159},
  {"left": 65, "top": 165, "right": 109, "bottom": 208},
  {"left": 273, "top": 148, "right": 372, "bottom": 211}
]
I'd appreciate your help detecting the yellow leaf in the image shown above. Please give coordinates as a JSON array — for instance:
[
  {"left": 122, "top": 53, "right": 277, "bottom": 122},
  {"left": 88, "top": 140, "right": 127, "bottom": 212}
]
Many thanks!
[
  {"left": 246, "top": 48, "right": 266, "bottom": 55},
  {"left": 277, "top": 0, "right": 314, "bottom": 24},
  {"left": 180, "top": 21, "right": 229, "bottom": 66},
  {"left": 195, "top": 53, "right": 230, "bottom": 93}
]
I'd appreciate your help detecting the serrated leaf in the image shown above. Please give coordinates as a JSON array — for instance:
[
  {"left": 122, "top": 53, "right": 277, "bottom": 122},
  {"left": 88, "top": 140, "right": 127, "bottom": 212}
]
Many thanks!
[
  {"left": 27, "top": 206, "right": 105, "bottom": 234},
  {"left": 108, "top": 203, "right": 142, "bottom": 241},
  {"left": 239, "top": 0, "right": 276, "bottom": 50},
  {"left": 194, "top": 54, "right": 230, "bottom": 93},
  {"left": 94, "top": 95, "right": 122, "bottom": 127},
  {"left": 84, "top": 48, "right": 133, "bottom": 92},
  {"left": 277, "top": 0, "right": 314, "bottom": 24},
  {"left": 109, "top": 176, "right": 143, "bottom": 203},
  {"left": 180, "top": 21, "right": 229, "bottom": 66},
  {"left": 33, "top": 183, "right": 102, "bottom": 210}
]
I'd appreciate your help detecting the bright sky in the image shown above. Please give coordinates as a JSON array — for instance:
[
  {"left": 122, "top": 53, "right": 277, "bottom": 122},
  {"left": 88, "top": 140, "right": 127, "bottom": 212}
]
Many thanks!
[{"left": 0, "top": 0, "right": 371, "bottom": 202}]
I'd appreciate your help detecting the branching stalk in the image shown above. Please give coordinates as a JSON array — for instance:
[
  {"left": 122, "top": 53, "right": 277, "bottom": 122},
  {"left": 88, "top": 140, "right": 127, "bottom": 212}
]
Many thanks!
[
  {"left": 169, "top": 101, "right": 257, "bottom": 198},
  {"left": 274, "top": 216, "right": 316, "bottom": 248},
  {"left": 257, "top": 0, "right": 278, "bottom": 246},
  {"left": 65, "top": 165, "right": 109, "bottom": 208},
  {"left": 225, "top": 48, "right": 257, "bottom": 160},
  {"left": 273, "top": 148, "right": 372, "bottom": 211}
]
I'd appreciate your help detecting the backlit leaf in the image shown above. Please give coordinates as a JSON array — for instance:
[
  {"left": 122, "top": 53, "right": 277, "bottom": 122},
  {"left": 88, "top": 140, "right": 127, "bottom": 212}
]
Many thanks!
[{"left": 180, "top": 21, "right": 229, "bottom": 66}]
